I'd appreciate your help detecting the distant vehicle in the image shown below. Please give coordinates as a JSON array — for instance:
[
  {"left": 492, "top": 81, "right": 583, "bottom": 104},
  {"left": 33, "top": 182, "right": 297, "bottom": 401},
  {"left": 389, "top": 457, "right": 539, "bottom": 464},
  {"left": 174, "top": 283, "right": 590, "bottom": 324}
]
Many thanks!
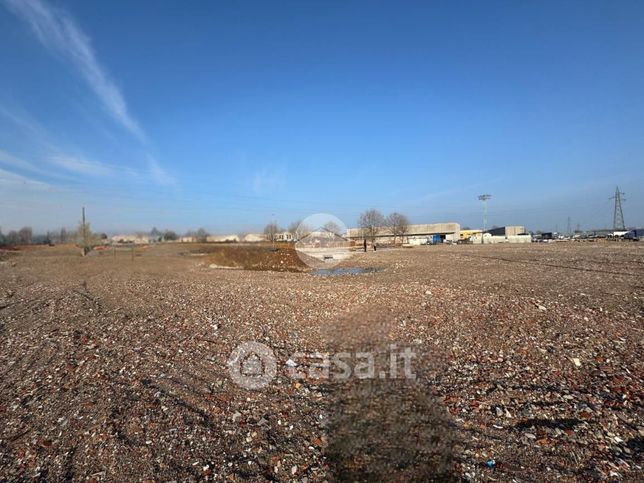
[
  {"left": 533, "top": 232, "right": 554, "bottom": 242},
  {"left": 624, "top": 229, "right": 643, "bottom": 241},
  {"left": 422, "top": 234, "right": 443, "bottom": 245}
]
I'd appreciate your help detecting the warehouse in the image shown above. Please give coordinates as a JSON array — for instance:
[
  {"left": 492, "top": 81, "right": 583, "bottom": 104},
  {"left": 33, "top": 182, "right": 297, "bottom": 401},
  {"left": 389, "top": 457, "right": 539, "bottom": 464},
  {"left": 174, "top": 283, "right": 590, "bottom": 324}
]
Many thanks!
[
  {"left": 471, "top": 225, "right": 531, "bottom": 244},
  {"left": 346, "top": 222, "right": 461, "bottom": 245},
  {"left": 487, "top": 226, "right": 527, "bottom": 237}
]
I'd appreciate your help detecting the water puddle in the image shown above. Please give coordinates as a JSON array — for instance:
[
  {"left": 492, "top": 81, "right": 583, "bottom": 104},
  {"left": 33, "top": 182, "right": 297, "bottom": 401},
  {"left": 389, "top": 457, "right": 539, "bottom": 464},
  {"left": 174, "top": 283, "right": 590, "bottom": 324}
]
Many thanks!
[{"left": 311, "top": 267, "right": 379, "bottom": 276}]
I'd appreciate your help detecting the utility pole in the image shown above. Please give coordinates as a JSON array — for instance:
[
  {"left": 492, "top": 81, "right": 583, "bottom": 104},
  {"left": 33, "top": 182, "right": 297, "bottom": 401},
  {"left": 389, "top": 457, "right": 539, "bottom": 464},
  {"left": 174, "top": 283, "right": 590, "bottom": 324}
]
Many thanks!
[
  {"left": 478, "top": 194, "right": 491, "bottom": 244},
  {"left": 566, "top": 216, "right": 572, "bottom": 236},
  {"left": 610, "top": 186, "right": 626, "bottom": 231},
  {"left": 81, "top": 206, "right": 89, "bottom": 256}
]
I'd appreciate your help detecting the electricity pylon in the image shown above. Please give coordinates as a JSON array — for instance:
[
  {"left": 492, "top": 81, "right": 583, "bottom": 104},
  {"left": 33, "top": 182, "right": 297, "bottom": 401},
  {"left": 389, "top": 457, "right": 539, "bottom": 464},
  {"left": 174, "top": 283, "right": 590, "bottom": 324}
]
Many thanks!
[{"left": 610, "top": 186, "right": 626, "bottom": 231}]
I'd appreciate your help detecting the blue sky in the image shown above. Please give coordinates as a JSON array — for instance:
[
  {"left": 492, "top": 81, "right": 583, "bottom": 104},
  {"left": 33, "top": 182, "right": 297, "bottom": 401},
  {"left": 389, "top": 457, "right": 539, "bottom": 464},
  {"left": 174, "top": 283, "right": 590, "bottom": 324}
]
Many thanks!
[{"left": 0, "top": 0, "right": 642, "bottom": 234}]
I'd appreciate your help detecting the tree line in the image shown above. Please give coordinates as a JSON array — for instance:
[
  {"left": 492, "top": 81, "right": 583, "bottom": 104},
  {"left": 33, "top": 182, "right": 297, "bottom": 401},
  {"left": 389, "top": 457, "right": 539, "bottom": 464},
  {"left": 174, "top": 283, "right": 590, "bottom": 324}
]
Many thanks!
[
  {"left": 1, "top": 210, "right": 410, "bottom": 247},
  {"left": 0, "top": 224, "right": 108, "bottom": 247},
  {"left": 262, "top": 210, "right": 410, "bottom": 244},
  {"left": 358, "top": 209, "right": 410, "bottom": 244}
]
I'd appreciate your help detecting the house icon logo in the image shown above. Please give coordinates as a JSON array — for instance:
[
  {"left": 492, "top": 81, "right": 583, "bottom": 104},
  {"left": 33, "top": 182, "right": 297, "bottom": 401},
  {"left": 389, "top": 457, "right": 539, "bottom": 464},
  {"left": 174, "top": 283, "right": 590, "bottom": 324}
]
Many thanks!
[{"left": 227, "top": 342, "right": 277, "bottom": 389}]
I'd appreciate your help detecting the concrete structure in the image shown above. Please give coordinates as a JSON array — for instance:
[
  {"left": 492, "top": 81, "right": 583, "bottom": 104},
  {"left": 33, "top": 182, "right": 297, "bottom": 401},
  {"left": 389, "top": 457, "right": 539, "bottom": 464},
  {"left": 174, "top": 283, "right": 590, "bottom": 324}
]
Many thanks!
[
  {"left": 180, "top": 236, "right": 196, "bottom": 243},
  {"left": 111, "top": 234, "right": 150, "bottom": 244},
  {"left": 471, "top": 233, "right": 532, "bottom": 244},
  {"left": 471, "top": 225, "right": 530, "bottom": 244},
  {"left": 243, "top": 233, "right": 265, "bottom": 243},
  {"left": 346, "top": 222, "right": 460, "bottom": 245},
  {"left": 487, "top": 226, "right": 526, "bottom": 237},
  {"left": 206, "top": 234, "right": 240, "bottom": 243},
  {"left": 296, "top": 230, "right": 352, "bottom": 264}
]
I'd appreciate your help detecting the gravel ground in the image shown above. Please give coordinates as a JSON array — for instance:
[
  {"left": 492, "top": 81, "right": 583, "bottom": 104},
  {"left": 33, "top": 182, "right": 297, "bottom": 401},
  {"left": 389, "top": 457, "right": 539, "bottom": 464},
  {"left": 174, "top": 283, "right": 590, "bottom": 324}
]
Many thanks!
[{"left": 0, "top": 242, "right": 642, "bottom": 481}]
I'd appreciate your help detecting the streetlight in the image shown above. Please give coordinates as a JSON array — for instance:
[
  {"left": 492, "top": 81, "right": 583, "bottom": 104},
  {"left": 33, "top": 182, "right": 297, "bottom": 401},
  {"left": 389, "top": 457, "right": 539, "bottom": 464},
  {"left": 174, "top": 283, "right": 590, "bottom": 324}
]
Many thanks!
[{"left": 478, "top": 194, "right": 491, "bottom": 244}]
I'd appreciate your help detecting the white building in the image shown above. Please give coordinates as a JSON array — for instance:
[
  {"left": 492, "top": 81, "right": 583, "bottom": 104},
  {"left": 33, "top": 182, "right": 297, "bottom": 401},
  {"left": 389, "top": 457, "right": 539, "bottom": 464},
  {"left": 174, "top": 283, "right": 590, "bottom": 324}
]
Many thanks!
[
  {"left": 470, "top": 233, "right": 532, "bottom": 244},
  {"left": 275, "top": 231, "right": 294, "bottom": 242},
  {"left": 346, "top": 222, "right": 461, "bottom": 245},
  {"left": 206, "top": 234, "right": 240, "bottom": 243},
  {"left": 111, "top": 234, "right": 150, "bottom": 244},
  {"left": 243, "top": 233, "right": 265, "bottom": 242}
]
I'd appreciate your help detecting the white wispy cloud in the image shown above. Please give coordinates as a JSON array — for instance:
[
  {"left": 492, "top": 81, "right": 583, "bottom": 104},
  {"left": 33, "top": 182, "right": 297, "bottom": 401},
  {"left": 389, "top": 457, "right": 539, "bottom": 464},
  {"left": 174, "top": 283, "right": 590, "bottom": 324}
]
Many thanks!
[
  {"left": 3, "top": 0, "right": 144, "bottom": 140},
  {"left": 0, "top": 106, "right": 53, "bottom": 144},
  {"left": 0, "top": 166, "right": 51, "bottom": 189},
  {"left": 0, "top": 148, "right": 47, "bottom": 176},
  {"left": 3, "top": 0, "right": 174, "bottom": 185},
  {"left": 48, "top": 154, "right": 112, "bottom": 177},
  {"left": 252, "top": 168, "right": 285, "bottom": 194},
  {"left": 146, "top": 155, "right": 174, "bottom": 186}
]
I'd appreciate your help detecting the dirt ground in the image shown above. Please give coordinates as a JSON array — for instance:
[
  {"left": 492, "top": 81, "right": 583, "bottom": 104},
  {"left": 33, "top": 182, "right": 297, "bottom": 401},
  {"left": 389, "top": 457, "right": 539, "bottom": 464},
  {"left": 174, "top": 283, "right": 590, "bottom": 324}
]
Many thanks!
[
  {"left": 0, "top": 242, "right": 642, "bottom": 481},
  {"left": 194, "top": 243, "right": 309, "bottom": 272}
]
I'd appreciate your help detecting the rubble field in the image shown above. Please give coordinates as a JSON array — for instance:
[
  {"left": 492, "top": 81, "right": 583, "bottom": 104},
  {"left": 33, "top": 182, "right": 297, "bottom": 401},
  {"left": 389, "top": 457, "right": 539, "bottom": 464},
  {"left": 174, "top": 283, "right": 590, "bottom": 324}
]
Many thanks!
[{"left": 0, "top": 242, "right": 642, "bottom": 481}]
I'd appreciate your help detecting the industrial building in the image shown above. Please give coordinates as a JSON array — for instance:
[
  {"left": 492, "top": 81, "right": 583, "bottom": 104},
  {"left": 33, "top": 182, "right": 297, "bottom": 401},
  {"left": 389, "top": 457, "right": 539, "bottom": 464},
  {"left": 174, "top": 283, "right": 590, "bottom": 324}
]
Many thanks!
[
  {"left": 459, "top": 229, "right": 482, "bottom": 241},
  {"left": 487, "top": 226, "right": 527, "bottom": 237},
  {"left": 346, "top": 223, "right": 461, "bottom": 245},
  {"left": 470, "top": 225, "right": 531, "bottom": 244}
]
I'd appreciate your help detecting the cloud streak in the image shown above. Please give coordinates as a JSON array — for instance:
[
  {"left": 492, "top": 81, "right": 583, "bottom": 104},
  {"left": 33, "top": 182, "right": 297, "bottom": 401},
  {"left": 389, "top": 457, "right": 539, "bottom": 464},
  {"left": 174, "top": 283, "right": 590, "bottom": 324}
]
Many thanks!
[
  {"left": 0, "top": 166, "right": 51, "bottom": 190},
  {"left": 252, "top": 168, "right": 286, "bottom": 194},
  {"left": 4, "top": 0, "right": 144, "bottom": 140},
  {"left": 0, "top": 148, "right": 48, "bottom": 177},
  {"left": 3, "top": 0, "right": 173, "bottom": 185},
  {"left": 48, "top": 154, "right": 112, "bottom": 177}
]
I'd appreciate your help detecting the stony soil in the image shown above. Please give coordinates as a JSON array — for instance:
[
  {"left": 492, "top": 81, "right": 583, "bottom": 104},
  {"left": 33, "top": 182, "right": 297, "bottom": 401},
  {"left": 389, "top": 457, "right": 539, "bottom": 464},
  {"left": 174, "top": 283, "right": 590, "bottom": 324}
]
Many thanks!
[{"left": 0, "top": 242, "right": 642, "bottom": 481}]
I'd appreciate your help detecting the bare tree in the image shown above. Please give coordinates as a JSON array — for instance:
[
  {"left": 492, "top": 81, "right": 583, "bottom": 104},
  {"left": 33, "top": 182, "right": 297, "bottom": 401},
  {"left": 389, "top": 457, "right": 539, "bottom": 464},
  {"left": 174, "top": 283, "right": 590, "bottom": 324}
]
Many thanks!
[
  {"left": 287, "top": 220, "right": 311, "bottom": 241},
  {"left": 6, "top": 230, "right": 19, "bottom": 246},
  {"left": 264, "top": 222, "right": 280, "bottom": 242},
  {"left": 358, "top": 209, "right": 385, "bottom": 243},
  {"left": 288, "top": 220, "right": 301, "bottom": 236},
  {"left": 195, "top": 228, "right": 208, "bottom": 243},
  {"left": 162, "top": 230, "right": 178, "bottom": 241},
  {"left": 60, "top": 227, "right": 68, "bottom": 243},
  {"left": 296, "top": 223, "right": 312, "bottom": 241},
  {"left": 18, "top": 226, "right": 33, "bottom": 245},
  {"left": 386, "top": 212, "right": 410, "bottom": 244},
  {"left": 150, "top": 227, "right": 162, "bottom": 241},
  {"left": 323, "top": 221, "right": 343, "bottom": 237},
  {"left": 0, "top": 228, "right": 5, "bottom": 246}
]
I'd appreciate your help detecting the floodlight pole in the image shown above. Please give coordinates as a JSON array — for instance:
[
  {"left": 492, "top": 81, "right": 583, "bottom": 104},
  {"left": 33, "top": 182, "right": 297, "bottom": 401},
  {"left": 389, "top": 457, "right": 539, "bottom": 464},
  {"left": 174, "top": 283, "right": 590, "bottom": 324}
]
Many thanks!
[{"left": 478, "top": 194, "right": 491, "bottom": 244}]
